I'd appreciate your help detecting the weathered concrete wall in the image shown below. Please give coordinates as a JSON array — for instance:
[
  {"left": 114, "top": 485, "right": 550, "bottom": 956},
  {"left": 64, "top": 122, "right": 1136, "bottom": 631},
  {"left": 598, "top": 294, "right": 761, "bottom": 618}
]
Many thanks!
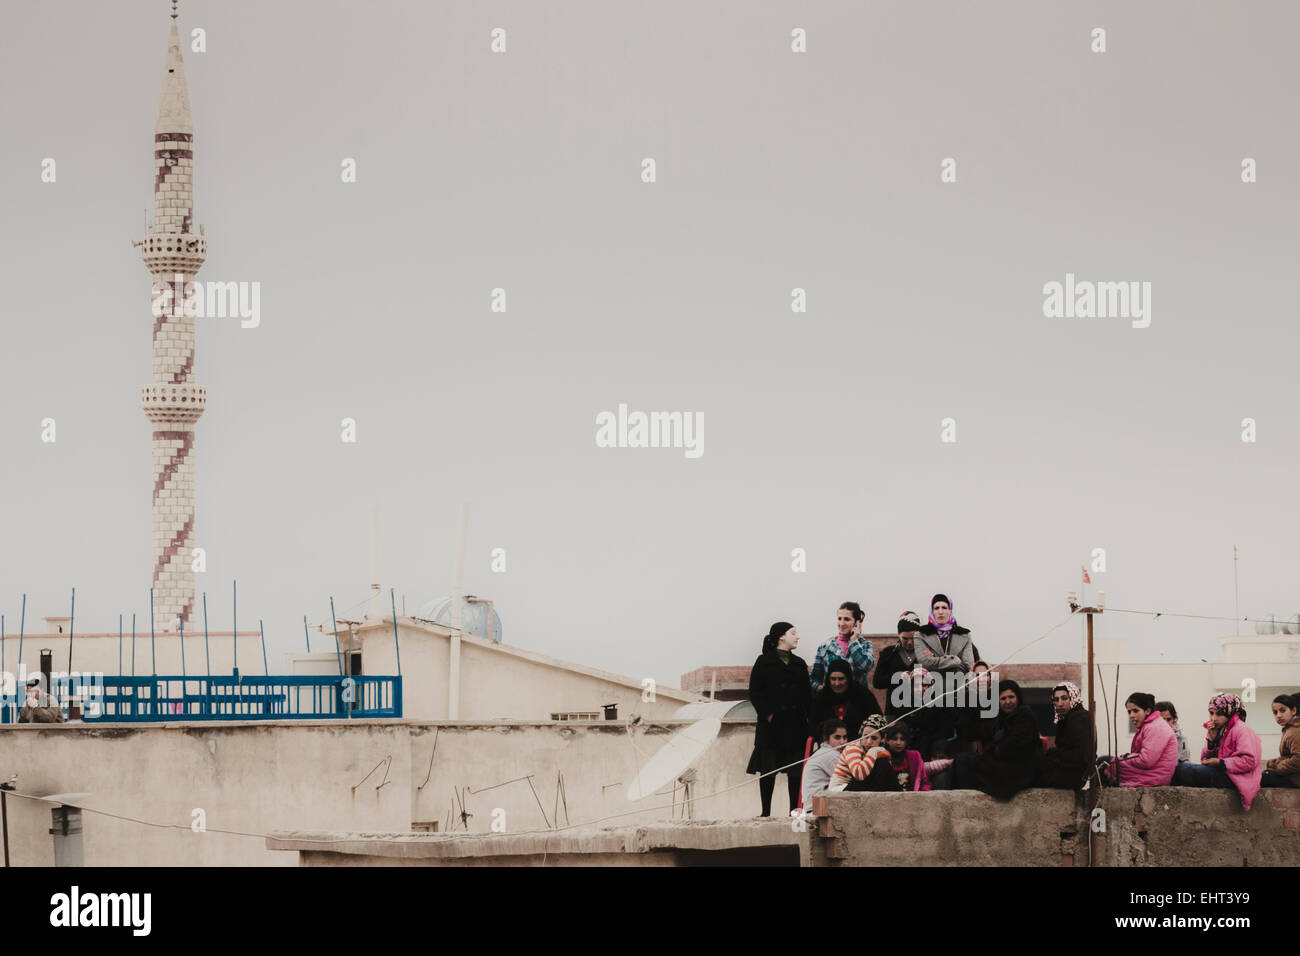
[
  {"left": 810, "top": 789, "right": 1087, "bottom": 866},
  {"left": 0, "top": 718, "right": 765, "bottom": 866},
  {"left": 809, "top": 786, "right": 1300, "bottom": 867},
  {"left": 269, "top": 819, "right": 804, "bottom": 867},
  {"left": 1091, "top": 787, "right": 1300, "bottom": 866}
]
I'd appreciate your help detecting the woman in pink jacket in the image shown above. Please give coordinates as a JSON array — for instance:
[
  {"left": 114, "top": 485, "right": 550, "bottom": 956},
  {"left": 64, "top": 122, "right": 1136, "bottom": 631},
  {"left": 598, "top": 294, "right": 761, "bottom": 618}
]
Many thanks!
[
  {"left": 1106, "top": 692, "right": 1178, "bottom": 787},
  {"left": 1173, "top": 693, "right": 1262, "bottom": 810}
]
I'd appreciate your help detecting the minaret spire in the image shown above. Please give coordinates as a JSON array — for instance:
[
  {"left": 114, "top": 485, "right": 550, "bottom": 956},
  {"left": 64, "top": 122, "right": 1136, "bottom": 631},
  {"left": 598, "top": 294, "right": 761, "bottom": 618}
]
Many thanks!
[{"left": 140, "top": 2, "right": 205, "bottom": 630}]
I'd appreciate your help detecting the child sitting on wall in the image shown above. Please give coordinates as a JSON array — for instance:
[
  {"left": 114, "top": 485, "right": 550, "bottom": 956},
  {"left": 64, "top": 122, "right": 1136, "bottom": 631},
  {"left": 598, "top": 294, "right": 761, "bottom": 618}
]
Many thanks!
[
  {"left": 1262, "top": 693, "right": 1300, "bottom": 789},
  {"left": 882, "top": 722, "right": 931, "bottom": 791},
  {"left": 828, "top": 715, "right": 899, "bottom": 792}
]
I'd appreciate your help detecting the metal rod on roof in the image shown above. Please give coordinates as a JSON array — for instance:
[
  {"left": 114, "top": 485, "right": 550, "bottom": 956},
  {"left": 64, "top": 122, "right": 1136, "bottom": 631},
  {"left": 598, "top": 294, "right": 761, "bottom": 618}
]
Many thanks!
[
  {"left": 232, "top": 580, "right": 238, "bottom": 676},
  {"left": 259, "top": 620, "right": 269, "bottom": 676},
  {"left": 15, "top": 596, "right": 24, "bottom": 688},
  {"left": 118, "top": 614, "right": 123, "bottom": 678},
  {"left": 131, "top": 613, "right": 136, "bottom": 677},
  {"left": 203, "top": 593, "right": 211, "bottom": 679},
  {"left": 149, "top": 587, "right": 157, "bottom": 675},
  {"left": 390, "top": 588, "right": 402, "bottom": 677},
  {"left": 329, "top": 597, "right": 344, "bottom": 677},
  {"left": 303, "top": 615, "right": 311, "bottom": 653},
  {"left": 67, "top": 588, "right": 75, "bottom": 673}
]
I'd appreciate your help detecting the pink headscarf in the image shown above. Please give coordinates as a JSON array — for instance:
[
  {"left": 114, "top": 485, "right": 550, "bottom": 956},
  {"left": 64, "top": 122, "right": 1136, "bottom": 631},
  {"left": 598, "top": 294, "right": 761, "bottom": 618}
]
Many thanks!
[{"left": 928, "top": 597, "right": 956, "bottom": 637}]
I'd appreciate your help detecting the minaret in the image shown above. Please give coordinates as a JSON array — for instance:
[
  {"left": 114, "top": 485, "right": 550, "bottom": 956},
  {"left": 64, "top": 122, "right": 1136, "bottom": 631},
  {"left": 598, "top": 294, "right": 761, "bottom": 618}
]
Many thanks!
[{"left": 139, "top": 2, "right": 205, "bottom": 629}]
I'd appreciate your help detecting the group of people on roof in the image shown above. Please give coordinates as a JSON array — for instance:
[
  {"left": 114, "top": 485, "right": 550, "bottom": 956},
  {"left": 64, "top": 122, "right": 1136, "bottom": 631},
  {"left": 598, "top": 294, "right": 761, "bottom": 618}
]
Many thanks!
[{"left": 745, "top": 596, "right": 1300, "bottom": 816}]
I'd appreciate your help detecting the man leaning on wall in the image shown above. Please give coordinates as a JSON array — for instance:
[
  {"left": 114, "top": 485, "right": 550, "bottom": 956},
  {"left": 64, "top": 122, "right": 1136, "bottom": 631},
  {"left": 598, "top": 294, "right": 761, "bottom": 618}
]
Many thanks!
[{"left": 17, "top": 677, "right": 64, "bottom": 724}]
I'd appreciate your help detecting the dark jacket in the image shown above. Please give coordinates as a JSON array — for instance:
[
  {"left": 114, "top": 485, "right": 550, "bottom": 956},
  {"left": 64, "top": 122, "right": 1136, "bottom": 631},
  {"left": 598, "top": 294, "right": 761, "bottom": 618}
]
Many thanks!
[
  {"left": 873, "top": 642, "right": 917, "bottom": 716},
  {"left": 810, "top": 682, "right": 880, "bottom": 739},
  {"left": 915, "top": 623, "right": 976, "bottom": 675},
  {"left": 972, "top": 704, "right": 1040, "bottom": 799},
  {"left": 746, "top": 650, "right": 812, "bottom": 772},
  {"left": 1040, "top": 705, "right": 1096, "bottom": 789}
]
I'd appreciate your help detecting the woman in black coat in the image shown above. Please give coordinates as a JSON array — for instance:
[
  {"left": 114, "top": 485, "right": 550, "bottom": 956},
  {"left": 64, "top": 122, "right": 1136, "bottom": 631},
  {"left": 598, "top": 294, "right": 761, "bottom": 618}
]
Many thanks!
[
  {"left": 959, "top": 679, "right": 1040, "bottom": 800},
  {"left": 810, "top": 658, "right": 881, "bottom": 739},
  {"left": 746, "top": 621, "right": 812, "bottom": 816},
  {"left": 1040, "top": 681, "right": 1096, "bottom": 789}
]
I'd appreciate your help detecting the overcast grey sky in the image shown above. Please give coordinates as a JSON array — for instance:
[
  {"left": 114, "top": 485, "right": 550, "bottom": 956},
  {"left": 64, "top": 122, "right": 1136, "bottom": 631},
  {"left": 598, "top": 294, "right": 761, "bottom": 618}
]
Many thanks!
[{"left": 1, "top": 0, "right": 1298, "bottom": 686}]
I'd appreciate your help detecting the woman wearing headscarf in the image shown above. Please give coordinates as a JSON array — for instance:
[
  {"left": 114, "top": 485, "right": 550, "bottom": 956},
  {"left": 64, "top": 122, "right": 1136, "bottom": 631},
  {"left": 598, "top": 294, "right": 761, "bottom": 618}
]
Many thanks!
[
  {"left": 915, "top": 594, "right": 976, "bottom": 674},
  {"left": 914, "top": 594, "right": 977, "bottom": 755},
  {"left": 958, "top": 679, "right": 1040, "bottom": 800},
  {"left": 811, "top": 658, "right": 881, "bottom": 739},
  {"left": 1173, "top": 693, "right": 1262, "bottom": 810},
  {"left": 1105, "top": 692, "right": 1178, "bottom": 787},
  {"left": 1040, "top": 681, "right": 1095, "bottom": 789},
  {"left": 746, "top": 622, "right": 812, "bottom": 816}
]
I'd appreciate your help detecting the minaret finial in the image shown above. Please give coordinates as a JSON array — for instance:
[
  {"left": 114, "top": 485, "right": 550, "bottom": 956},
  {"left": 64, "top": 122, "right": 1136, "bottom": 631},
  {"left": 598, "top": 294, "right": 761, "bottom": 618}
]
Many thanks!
[{"left": 170, "top": 0, "right": 178, "bottom": 21}]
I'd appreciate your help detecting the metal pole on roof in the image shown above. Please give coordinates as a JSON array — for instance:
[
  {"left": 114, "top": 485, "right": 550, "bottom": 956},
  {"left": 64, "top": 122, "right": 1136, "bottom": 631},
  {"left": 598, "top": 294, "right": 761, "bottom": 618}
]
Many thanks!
[
  {"left": 15, "top": 595, "right": 25, "bottom": 687},
  {"left": 66, "top": 588, "right": 75, "bottom": 673},
  {"left": 259, "top": 619, "right": 269, "bottom": 676},
  {"left": 232, "top": 580, "right": 238, "bottom": 676},
  {"left": 118, "top": 614, "right": 123, "bottom": 678},
  {"left": 329, "top": 597, "right": 344, "bottom": 676},
  {"left": 131, "top": 613, "right": 136, "bottom": 677},
  {"left": 303, "top": 615, "right": 311, "bottom": 653},
  {"left": 390, "top": 588, "right": 402, "bottom": 677},
  {"left": 203, "top": 593, "right": 211, "bottom": 679},
  {"left": 149, "top": 587, "right": 157, "bottom": 675}
]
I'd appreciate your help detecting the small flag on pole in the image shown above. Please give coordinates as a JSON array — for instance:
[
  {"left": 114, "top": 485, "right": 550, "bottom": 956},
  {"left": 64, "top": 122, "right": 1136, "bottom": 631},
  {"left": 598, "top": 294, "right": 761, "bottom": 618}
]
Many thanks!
[{"left": 1081, "top": 566, "right": 1091, "bottom": 585}]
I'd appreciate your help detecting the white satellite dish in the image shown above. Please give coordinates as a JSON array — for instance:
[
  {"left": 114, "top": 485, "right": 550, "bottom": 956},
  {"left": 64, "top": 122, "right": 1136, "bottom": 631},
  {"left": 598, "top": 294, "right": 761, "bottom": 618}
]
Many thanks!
[
  {"left": 626, "top": 716, "right": 721, "bottom": 802},
  {"left": 32, "top": 792, "right": 90, "bottom": 805}
]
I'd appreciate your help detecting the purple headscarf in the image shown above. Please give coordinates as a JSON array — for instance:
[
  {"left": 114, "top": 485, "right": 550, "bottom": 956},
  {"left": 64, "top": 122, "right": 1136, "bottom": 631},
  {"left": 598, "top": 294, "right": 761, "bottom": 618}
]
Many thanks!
[{"left": 929, "top": 594, "right": 956, "bottom": 637}]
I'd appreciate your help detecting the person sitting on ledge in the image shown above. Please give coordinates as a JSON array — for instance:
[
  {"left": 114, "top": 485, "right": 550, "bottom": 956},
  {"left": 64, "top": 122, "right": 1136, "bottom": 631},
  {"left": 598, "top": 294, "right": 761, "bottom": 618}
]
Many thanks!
[
  {"left": 828, "top": 715, "right": 899, "bottom": 792},
  {"left": 1156, "top": 700, "right": 1190, "bottom": 765},
  {"left": 1100, "top": 692, "right": 1178, "bottom": 787},
  {"left": 1174, "top": 693, "right": 1262, "bottom": 810},
  {"left": 811, "top": 658, "right": 879, "bottom": 740},
  {"left": 924, "top": 738, "right": 955, "bottom": 782},
  {"left": 1262, "top": 693, "right": 1300, "bottom": 789},
  {"left": 954, "top": 679, "right": 1039, "bottom": 800},
  {"left": 801, "top": 719, "right": 849, "bottom": 807},
  {"left": 1039, "top": 681, "right": 1095, "bottom": 789},
  {"left": 882, "top": 722, "right": 930, "bottom": 792}
]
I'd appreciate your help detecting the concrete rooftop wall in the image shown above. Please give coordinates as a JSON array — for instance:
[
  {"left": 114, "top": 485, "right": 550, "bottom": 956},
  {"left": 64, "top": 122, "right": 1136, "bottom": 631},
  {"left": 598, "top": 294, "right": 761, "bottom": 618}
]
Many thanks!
[
  {"left": 809, "top": 787, "right": 1300, "bottom": 867},
  {"left": 0, "top": 718, "right": 764, "bottom": 866}
]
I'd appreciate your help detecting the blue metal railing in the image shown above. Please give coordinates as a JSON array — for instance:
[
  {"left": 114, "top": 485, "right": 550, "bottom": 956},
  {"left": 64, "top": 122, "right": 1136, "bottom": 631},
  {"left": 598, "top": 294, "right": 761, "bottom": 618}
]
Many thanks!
[{"left": 0, "top": 673, "right": 401, "bottom": 723}]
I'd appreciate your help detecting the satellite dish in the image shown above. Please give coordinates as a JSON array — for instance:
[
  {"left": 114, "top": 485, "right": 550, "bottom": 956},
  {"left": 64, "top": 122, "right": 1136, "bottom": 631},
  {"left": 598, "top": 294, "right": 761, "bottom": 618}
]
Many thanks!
[
  {"left": 626, "top": 716, "right": 721, "bottom": 802},
  {"left": 32, "top": 792, "right": 90, "bottom": 805},
  {"left": 1284, "top": 614, "right": 1300, "bottom": 635}
]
